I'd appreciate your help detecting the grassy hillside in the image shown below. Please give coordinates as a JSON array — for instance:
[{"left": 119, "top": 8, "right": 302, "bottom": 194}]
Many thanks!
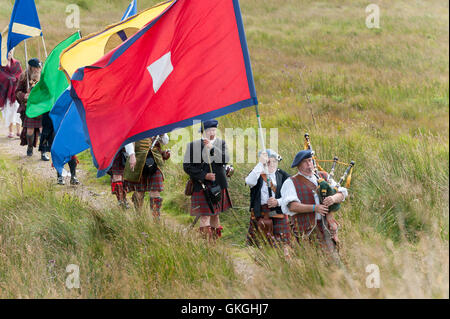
[{"left": 0, "top": 0, "right": 448, "bottom": 298}]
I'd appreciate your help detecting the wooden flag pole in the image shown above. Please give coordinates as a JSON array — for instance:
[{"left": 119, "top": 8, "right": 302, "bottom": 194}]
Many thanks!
[
  {"left": 255, "top": 104, "right": 266, "bottom": 151},
  {"left": 24, "top": 39, "right": 30, "bottom": 91},
  {"left": 37, "top": 36, "right": 41, "bottom": 61},
  {"left": 255, "top": 104, "right": 275, "bottom": 199},
  {"left": 41, "top": 35, "right": 48, "bottom": 59}
]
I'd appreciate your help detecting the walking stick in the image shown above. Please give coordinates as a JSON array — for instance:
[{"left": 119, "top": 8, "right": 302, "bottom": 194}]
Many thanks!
[{"left": 190, "top": 215, "right": 200, "bottom": 228}]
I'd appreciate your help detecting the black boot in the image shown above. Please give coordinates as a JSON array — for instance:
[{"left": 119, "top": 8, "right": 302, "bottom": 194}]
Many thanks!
[
  {"left": 57, "top": 172, "right": 65, "bottom": 185},
  {"left": 68, "top": 158, "right": 79, "bottom": 185},
  {"left": 26, "top": 134, "right": 34, "bottom": 156}
]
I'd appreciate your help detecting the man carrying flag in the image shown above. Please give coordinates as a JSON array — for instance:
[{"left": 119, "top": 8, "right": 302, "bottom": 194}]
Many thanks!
[
  {"left": 25, "top": 31, "right": 81, "bottom": 161},
  {"left": 49, "top": 89, "right": 84, "bottom": 185},
  {"left": 1, "top": 0, "right": 43, "bottom": 67},
  {"left": 50, "top": 1, "right": 140, "bottom": 190},
  {"left": 16, "top": 57, "right": 42, "bottom": 157},
  {"left": 70, "top": 0, "right": 258, "bottom": 178},
  {"left": 183, "top": 119, "right": 231, "bottom": 240},
  {"left": 0, "top": 49, "right": 22, "bottom": 138}
]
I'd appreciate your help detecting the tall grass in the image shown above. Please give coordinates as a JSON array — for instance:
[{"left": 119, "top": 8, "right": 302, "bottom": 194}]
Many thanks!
[
  {"left": 0, "top": 0, "right": 448, "bottom": 298},
  {"left": 0, "top": 158, "right": 241, "bottom": 298}
]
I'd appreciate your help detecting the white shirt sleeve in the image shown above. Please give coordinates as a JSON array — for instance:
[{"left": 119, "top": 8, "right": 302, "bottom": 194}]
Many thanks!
[
  {"left": 124, "top": 143, "right": 135, "bottom": 156},
  {"left": 328, "top": 178, "right": 348, "bottom": 201},
  {"left": 245, "top": 162, "right": 265, "bottom": 187},
  {"left": 160, "top": 133, "right": 169, "bottom": 145},
  {"left": 280, "top": 178, "right": 301, "bottom": 216}
]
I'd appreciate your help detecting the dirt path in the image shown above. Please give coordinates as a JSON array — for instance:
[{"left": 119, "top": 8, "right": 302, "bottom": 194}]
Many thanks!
[{"left": 0, "top": 124, "right": 260, "bottom": 285}]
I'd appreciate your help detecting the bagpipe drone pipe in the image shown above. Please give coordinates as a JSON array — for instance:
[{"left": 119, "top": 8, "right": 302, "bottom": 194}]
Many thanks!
[{"left": 303, "top": 133, "right": 355, "bottom": 212}]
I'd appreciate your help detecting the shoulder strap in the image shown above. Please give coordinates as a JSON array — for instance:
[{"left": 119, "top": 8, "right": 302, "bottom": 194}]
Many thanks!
[
  {"left": 293, "top": 174, "right": 317, "bottom": 191},
  {"left": 261, "top": 173, "right": 277, "bottom": 193}
]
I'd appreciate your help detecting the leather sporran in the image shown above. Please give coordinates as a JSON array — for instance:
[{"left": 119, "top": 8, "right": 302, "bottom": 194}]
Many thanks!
[
  {"left": 142, "top": 154, "right": 157, "bottom": 176},
  {"left": 184, "top": 179, "right": 194, "bottom": 196},
  {"left": 257, "top": 214, "right": 274, "bottom": 238},
  {"left": 207, "top": 184, "right": 222, "bottom": 204}
]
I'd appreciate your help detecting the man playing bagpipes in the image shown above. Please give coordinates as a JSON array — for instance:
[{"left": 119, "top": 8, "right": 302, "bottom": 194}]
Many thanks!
[
  {"left": 183, "top": 119, "right": 232, "bottom": 241},
  {"left": 123, "top": 134, "right": 170, "bottom": 220},
  {"left": 280, "top": 149, "right": 348, "bottom": 258},
  {"left": 245, "top": 149, "right": 291, "bottom": 247}
]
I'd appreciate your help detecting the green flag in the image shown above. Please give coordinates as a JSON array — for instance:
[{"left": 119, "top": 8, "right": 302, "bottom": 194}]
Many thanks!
[{"left": 26, "top": 31, "right": 81, "bottom": 118}]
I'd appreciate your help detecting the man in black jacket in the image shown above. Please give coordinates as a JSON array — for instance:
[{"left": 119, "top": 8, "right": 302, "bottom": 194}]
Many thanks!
[
  {"left": 183, "top": 119, "right": 232, "bottom": 240},
  {"left": 245, "top": 149, "right": 291, "bottom": 247}
]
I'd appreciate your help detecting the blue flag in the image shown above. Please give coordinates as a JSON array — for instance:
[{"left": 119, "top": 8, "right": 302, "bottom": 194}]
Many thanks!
[
  {"left": 50, "top": 89, "right": 89, "bottom": 175},
  {"left": 2, "top": 0, "right": 42, "bottom": 66},
  {"left": 121, "top": 0, "right": 138, "bottom": 21}
]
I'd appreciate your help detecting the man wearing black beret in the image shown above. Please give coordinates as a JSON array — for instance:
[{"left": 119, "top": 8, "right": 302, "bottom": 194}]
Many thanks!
[
  {"left": 280, "top": 149, "right": 348, "bottom": 258},
  {"left": 16, "top": 58, "right": 43, "bottom": 157},
  {"left": 183, "top": 119, "right": 232, "bottom": 240}
]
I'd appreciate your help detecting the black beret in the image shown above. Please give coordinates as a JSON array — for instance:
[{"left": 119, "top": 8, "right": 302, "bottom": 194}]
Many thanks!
[
  {"left": 28, "top": 58, "right": 41, "bottom": 68},
  {"left": 291, "top": 149, "right": 313, "bottom": 168},
  {"left": 199, "top": 119, "right": 218, "bottom": 132}
]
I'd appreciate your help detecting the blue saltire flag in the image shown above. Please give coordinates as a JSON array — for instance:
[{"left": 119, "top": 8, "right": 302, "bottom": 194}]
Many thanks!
[
  {"left": 50, "top": 89, "right": 89, "bottom": 175},
  {"left": 121, "top": 0, "right": 138, "bottom": 21},
  {"left": 1, "top": 0, "right": 42, "bottom": 66}
]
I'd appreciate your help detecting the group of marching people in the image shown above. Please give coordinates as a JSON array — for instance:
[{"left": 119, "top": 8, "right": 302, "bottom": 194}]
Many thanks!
[
  {"left": 2, "top": 53, "right": 348, "bottom": 260},
  {"left": 182, "top": 119, "right": 348, "bottom": 259},
  {"left": 1, "top": 52, "right": 80, "bottom": 185},
  {"left": 122, "top": 117, "right": 348, "bottom": 259}
]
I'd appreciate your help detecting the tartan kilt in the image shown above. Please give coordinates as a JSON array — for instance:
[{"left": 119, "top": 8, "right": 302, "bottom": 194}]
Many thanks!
[
  {"left": 23, "top": 115, "right": 42, "bottom": 128},
  {"left": 290, "top": 218, "right": 337, "bottom": 255},
  {"left": 247, "top": 205, "right": 291, "bottom": 244},
  {"left": 109, "top": 150, "right": 126, "bottom": 176},
  {"left": 308, "top": 220, "right": 337, "bottom": 254},
  {"left": 190, "top": 188, "right": 232, "bottom": 216},
  {"left": 273, "top": 215, "right": 291, "bottom": 242},
  {"left": 289, "top": 213, "right": 316, "bottom": 238},
  {"left": 124, "top": 168, "right": 164, "bottom": 193}
]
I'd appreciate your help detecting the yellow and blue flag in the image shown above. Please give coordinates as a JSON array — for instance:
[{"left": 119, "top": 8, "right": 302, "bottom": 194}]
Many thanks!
[
  {"left": 1, "top": 0, "right": 42, "bottom": 66},
  {"left": 60, "top": 0, "right": 173, "bottom": 79}
]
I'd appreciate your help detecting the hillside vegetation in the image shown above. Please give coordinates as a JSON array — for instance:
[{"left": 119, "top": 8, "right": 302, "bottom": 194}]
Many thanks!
[{"left": 0, "top": 0, "right": 448, "bottom": 298}]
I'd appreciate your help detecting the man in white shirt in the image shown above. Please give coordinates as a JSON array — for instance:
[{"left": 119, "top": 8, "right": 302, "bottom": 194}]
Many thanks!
[
  {"left": 280, "top": 150, "right": 347, "bottom": 257},
  {"left": 245, "top": 149, "right": 291, "bottom": 246}
]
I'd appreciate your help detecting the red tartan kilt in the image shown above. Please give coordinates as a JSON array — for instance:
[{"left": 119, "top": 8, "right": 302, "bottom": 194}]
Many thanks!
[
  {"left": 289, "top": 213, "right": 315, "bottom": 236},
  {"left": 109, "top": 150, "right": 125, "bottom": 176},
  {"left": 190, "top": 188, "right": 232, "bottom": 216},
  {"left": 273, "top": 215, "right": 291, "bottom": 242},
  {"left": 124, "top": 168, "right": 164, "bottom": 193},
  {"left": 23, "top": 115, "right": 42, "bottom": 128},
  {"left": 309, "top": 220, "right": 336, "bottom": 253}
]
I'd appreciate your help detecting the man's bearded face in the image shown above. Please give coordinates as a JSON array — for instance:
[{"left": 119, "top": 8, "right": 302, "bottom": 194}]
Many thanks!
[
  {"left": 298, "top": 157, "right": 314, "bottom": 175},
  {"left": 204, "top": 127, "right": 217, "bottom": 140}
]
